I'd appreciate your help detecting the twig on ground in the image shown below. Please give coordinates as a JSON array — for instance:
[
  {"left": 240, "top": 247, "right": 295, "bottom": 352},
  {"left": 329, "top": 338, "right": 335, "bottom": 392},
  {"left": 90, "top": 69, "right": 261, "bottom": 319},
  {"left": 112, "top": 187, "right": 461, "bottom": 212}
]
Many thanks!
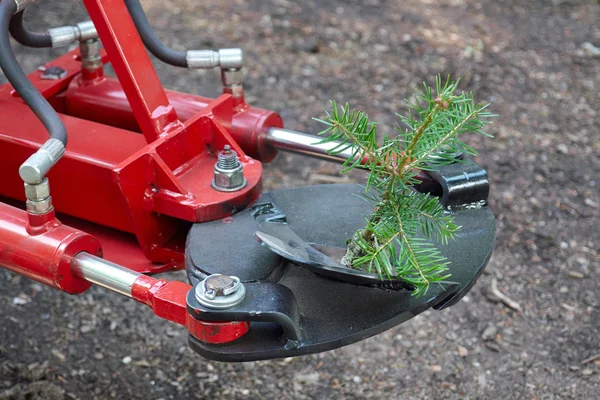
[
  {"left": 581, "top": 354, "right": 600, "bottom": 365},
  {"left": 486, "top": 278, "right": 522, "bottom": 312}
]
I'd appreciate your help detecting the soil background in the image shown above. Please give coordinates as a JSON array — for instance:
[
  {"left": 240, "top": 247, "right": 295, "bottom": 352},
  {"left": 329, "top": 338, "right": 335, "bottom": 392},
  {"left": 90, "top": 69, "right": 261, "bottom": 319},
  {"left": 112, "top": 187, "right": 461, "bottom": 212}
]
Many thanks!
[{"left": 1, "top": 0, "right": 599, "bottom": 399}]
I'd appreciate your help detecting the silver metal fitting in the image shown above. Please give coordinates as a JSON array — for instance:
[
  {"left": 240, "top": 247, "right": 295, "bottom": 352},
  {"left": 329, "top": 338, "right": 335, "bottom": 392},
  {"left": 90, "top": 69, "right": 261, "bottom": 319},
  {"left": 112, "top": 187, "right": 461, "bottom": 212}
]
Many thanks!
[
  {"left": 26, "top": 197, "right": 53, "bottom": 214},
  {"left": 19, "top": 138, "right": 65, "bottom": 185},
  {"left": 48, "top": 26, "right": 78, "bottom": 48},
  {"left": 221, "top": 68, "right": 244, "bottom": 100},
  {"left": 195, "top": 274, "right": 246, "bottom": 309},
  {"left": 76, "top": 21, "right": 97, "bottom": 42},
  {"left": 24, "top": 178, "right": 52, "bottom": 214},
  {"left": 218, "top": 48, "right": 244, "bottom": 69},
  {"left": 211, "top": 145, "right": 247, "bottom": 192},
  {"left": 221, "top": 68, "right": 243, "bottom": 86},
  {"left": 186, "top": 48, "right": 243, "bottom": 69},
  {"left": 14, "top": 0, "right": 36, "bottom": 13},
  {"left": 80, "top": 38, "right": 103, "bottom": 70},
  {"left": 24, "top": 177, "right": 50, "bottom": 201},
  {"left": 48, "top": 21, "right": 98, "bottom": 48}
]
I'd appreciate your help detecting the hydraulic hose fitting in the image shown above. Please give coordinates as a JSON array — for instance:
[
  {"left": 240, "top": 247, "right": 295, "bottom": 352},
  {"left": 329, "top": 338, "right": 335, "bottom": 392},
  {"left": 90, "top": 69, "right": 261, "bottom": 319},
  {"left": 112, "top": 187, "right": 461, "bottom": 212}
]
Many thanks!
[
  {"left": 80, "top": 38, "right": 102, "bottom": 70},
  {"left": 19, "top": 138, "right": 65, "bottom": 185},
  {"left": 221, "top": 67, "right": 245, "bottom": 105},
  {"left": 24, "top": 177, "right": 53, "bottom": 215},
  {"left": 186, "top": 48, "right": 243, "bottom": 69},
  {"left": 48, "top": 20, "right": 98, "bottom": 48}
]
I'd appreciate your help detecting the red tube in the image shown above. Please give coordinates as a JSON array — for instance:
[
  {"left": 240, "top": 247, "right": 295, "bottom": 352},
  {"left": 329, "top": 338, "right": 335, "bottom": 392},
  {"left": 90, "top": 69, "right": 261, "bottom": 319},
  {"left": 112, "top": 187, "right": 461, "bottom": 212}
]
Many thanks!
[
  {"left": 64, "top": 77, "right": 283, "bottom": 162},
  {"left": 0, "top": 203, "right": 102, "bottom": 294}
]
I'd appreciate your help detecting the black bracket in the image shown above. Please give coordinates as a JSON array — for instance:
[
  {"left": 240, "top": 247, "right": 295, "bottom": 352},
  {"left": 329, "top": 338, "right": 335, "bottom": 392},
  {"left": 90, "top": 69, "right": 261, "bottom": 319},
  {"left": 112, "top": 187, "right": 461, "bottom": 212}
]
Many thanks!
[
  {"left": 424, "top": 159, "right": 489, "bottom": 209},
  {"left": 187, "top": 283, "right": 301, "bottom": 342}
]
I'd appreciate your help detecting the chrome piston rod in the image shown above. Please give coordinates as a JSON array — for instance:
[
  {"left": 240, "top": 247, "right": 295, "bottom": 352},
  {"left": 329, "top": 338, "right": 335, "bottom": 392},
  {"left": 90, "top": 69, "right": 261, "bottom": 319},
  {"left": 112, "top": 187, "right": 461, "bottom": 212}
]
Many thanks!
[
  {"left": 265, "top": 128, "right": 358, "bottom": 164},
  {"left": 71, "top": 253, "right": 141, "bottom": 297}
]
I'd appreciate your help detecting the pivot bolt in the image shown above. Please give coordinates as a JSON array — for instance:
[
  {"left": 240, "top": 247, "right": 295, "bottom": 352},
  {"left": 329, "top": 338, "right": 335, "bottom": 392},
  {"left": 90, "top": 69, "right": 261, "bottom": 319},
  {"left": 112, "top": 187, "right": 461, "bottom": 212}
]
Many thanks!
[
  {"left": 195, "top": 274, "right": 246, "bottom": 309},
  {"left": 211, "top": 145, "right": 247, "bottom": 192}
]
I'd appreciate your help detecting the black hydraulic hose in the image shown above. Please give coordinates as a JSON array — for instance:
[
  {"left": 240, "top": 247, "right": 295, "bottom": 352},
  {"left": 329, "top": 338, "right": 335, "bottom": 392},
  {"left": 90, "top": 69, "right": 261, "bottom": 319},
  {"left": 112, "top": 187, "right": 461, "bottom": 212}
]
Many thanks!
[
  {"left": 124, "top": 0, "right": 187, "bottom": 67},
  {"left": 9, "top": 10, "right": 52, "bottom": 48},
  {"left": 0, "top": 1, "right": 67, "bottom": 145}
]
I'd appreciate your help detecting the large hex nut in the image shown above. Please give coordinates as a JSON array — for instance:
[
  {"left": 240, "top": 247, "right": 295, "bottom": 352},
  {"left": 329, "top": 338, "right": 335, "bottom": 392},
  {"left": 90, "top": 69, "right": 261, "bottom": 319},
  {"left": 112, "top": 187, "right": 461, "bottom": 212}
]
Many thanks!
[
  {"left": 211, "top": 164, "right": 247, "bottom": 192},
  {"left": 24, "top": 178, "right": 50, "bottom": 201}
]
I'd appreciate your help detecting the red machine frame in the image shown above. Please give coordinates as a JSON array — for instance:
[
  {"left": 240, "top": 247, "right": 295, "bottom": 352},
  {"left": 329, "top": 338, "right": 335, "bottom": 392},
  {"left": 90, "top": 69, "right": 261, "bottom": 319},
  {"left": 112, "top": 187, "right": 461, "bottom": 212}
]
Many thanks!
[{"left": 0, "top": 0, "right": 284, "bottom": 343}]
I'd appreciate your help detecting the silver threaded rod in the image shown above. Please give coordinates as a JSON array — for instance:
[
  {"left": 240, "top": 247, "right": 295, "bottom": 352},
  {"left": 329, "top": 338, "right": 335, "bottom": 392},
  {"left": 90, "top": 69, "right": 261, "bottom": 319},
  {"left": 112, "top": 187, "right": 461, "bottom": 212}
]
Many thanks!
[{"left": 217, "top": 145, "right": 240, "bottom": 170}]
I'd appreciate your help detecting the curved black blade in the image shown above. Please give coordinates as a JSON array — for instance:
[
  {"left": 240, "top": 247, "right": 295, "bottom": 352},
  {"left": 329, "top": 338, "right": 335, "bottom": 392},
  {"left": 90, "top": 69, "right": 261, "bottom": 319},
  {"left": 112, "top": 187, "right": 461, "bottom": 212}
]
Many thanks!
[{"left": 254, "top": 230, "right": 416, "bottom": 291}]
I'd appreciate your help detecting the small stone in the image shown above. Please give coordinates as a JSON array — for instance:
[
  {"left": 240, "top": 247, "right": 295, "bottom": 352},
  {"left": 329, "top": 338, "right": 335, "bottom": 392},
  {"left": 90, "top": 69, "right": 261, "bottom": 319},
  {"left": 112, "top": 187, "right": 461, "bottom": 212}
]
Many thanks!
[
  {"left": 557, "top": 143, "right": 569, "bottom": 154},
  {"left": 122, "top": 356, "right": 132, "bottom": 365},
  {"left": 93, "top": 352, "right": 104, "bottom": 360},
  {"left": 458, "top": 345, "right": 469, "bottom": 357},
  {"left": 80, "top": 325, "right": 94, "bottom": 334},
  {"left": 135, "top": 360, "right": 152, "bottom": 368},
  {"left": 580, "top": 42, "right": 600, "bottom": 57},
  {"left": 481, "top": 325, "right": 497, "bottom": 341},
  {"left": 582, "top": 368, "right": 594, "bottom": 376},
  {"left": 294, "top": 372, "right": 320, "bottom": 385},
  {"left": 430, "top": 365, "right": 442, "bottom": 372},
  {"left": 166, "top": 328, "right": 180, "bottom": 337},
  {"left": 584, "top": 198, "right": 599, "bottom": 208},
  {"left": 352, "top": 376, "right": 361, "bottom": 384},
  {"left": 12, "top": 293, "right": 31, "bottom": 306},
  {"left": 51, "top": 349, "right": 66, "bottom": 362},
  {"left": 568, "top": 270, "right": 584, "bottom": 279}
]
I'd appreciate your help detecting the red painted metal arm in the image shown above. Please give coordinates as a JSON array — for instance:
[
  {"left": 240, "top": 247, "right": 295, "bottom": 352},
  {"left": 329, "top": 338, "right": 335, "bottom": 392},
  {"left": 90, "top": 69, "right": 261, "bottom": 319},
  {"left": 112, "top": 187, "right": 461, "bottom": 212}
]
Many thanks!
[
  {"left": 0, "top": 201, "right": 248, "bottom": 344},
  {"left": 82, "top": 0, "right": 181, "bottom": 142}
]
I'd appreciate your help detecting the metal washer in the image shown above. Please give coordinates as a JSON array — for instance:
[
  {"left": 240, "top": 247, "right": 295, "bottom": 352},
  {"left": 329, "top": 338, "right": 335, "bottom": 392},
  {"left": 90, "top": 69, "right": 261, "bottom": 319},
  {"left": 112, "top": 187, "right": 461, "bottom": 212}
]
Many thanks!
[{"left": 195, "top": 274, "right": 246, "bottom": 309}]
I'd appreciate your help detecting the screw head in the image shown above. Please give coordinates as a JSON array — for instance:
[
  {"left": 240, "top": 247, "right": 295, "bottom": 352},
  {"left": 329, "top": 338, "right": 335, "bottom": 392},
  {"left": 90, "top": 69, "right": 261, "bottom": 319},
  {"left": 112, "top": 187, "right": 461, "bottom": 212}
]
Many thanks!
[
  {"left": 195, "top": 274, "right": 246, "bottom": 309},
  {"left": 204, "top": 274, "right": 235, "bottom": 296}
]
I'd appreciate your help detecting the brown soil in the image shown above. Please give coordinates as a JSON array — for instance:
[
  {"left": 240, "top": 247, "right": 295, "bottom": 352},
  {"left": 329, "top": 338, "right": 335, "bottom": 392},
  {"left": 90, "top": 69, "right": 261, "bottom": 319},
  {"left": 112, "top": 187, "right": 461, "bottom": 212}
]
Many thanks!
[{"left": 1, "top": 0, "right": 599, "bottom": 399}]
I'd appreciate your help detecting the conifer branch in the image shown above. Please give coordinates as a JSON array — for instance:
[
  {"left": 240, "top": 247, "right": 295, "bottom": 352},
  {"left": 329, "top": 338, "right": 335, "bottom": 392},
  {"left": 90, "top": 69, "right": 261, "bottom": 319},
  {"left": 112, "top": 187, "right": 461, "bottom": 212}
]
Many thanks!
[{"left": 315, "top": 75, "right": 495, "bottom": 296}]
